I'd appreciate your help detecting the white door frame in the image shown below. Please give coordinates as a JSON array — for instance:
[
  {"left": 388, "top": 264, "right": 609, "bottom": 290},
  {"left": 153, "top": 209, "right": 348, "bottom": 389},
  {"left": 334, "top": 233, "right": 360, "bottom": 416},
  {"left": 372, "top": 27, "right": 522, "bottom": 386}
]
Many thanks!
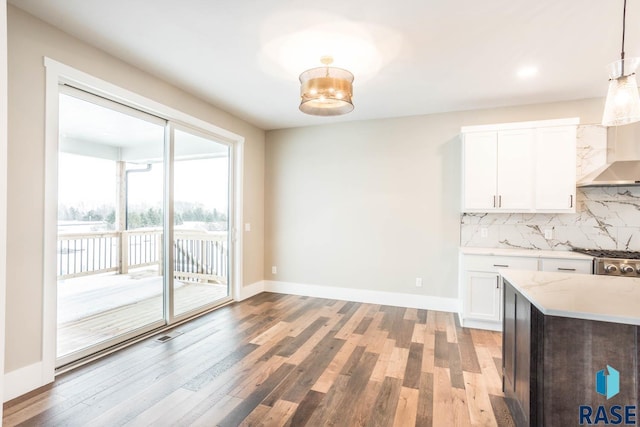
[
  {"left": 0, "top": 0, "right": 8, "bottom": 414},
  {"left": 43, "top": 58, "right": 244, "bottom": 381}
]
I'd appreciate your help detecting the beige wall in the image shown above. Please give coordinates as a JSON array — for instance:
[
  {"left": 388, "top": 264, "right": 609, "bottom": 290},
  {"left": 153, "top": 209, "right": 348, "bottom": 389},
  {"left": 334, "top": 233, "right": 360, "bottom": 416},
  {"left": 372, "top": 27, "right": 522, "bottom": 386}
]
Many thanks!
[
  {"left": 265, "top": 98, "right": 604, "bottom": 298},
  {"left": 6, "top": 6, "right": 264, "bottom": 373}
]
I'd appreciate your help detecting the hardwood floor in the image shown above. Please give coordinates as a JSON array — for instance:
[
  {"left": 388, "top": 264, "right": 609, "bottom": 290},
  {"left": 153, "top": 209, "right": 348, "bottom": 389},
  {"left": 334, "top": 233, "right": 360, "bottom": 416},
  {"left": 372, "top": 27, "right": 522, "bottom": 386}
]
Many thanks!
[{"left": 4, "top": 293, "right": 515, "bottom": 427}]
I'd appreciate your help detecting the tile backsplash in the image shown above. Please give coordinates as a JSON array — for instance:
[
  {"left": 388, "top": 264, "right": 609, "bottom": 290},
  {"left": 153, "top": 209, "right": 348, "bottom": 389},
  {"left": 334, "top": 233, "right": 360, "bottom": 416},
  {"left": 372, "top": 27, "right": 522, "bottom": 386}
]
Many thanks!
[
  {"left": 461, "top": 186, "right": 640, "bottom": 251},
  {"left": 459, "top": 124, "right": 640, "bottom": 251}
]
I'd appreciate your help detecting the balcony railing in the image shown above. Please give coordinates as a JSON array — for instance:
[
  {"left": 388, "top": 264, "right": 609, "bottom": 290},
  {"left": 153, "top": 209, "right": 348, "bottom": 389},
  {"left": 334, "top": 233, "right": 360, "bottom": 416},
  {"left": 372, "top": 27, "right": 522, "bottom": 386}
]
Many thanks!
[
  {"left": 174, "top": 231, "right": 228, "bottom": 284},
  {"left": 57, "top": 229, "right": 228, "bottom": 284}
]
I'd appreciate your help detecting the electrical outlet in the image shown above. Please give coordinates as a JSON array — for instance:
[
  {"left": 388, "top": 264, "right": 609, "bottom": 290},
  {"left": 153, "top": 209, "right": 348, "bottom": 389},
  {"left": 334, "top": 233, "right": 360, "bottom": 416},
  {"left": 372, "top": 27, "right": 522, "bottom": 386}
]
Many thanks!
[
  {"left": 415, "top": 277, "right": 423, "bottom": 287},
  {"left": 271, "top": 266, "right": 277, "bottom": 274},
  {"left": 481, "top": 227, "right": 488, "bottom": 238},
  {"left": 544, "top": 229, "right": 553, "bottom": 240},
  {"left": 244, "top": 223, "right": 251, "bottom": 232}
]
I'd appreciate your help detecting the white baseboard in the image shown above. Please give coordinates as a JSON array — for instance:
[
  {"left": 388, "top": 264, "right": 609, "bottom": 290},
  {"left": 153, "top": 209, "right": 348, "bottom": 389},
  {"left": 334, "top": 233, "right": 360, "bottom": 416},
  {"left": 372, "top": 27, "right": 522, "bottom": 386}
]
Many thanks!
[
  {"left": 264, "top": 280, "right": 460, "bottom": 313},
  {"left": 236, "top": 280, "right": 265, "bottom": 301},
  {"left": 459, "top": 317, "right": 502, "bottom": 332},
  {"left": 4, "top": 361, "right": 50, "bottom": 402}
]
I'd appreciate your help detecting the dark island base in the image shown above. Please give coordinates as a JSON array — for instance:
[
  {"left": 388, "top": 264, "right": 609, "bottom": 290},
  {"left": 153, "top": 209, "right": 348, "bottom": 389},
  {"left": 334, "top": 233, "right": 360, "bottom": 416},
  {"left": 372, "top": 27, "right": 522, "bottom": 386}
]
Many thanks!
[{"left": 503, "top": 279, "right": 639, "bottom": 426}]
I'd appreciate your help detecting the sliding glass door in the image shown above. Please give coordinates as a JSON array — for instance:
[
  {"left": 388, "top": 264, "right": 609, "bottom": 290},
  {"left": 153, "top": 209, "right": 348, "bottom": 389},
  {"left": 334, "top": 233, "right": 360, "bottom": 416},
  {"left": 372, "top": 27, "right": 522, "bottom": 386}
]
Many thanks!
[
  {"left": 57, "top": 87, "right": 233, "bottom": 367},
  {"left": 172, "top": 128, "right": 230, "bottom": 317}
]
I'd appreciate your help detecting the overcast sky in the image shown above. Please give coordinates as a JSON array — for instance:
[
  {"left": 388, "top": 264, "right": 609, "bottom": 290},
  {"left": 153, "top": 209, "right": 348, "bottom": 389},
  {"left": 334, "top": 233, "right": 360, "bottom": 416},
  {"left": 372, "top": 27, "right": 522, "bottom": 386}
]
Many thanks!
[{"left": 58, "top": 153, "right": 229, "bottom": 212}]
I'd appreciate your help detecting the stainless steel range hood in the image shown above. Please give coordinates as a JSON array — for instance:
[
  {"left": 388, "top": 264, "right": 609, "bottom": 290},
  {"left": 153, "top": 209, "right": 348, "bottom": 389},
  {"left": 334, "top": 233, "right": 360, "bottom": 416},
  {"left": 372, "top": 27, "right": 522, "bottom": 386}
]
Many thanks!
[
  {"left": 577, "top": 160, "right": 640, "bottom": 187},
  {"left": 577, "top": 124, "right": 640, "bottom": 187}
]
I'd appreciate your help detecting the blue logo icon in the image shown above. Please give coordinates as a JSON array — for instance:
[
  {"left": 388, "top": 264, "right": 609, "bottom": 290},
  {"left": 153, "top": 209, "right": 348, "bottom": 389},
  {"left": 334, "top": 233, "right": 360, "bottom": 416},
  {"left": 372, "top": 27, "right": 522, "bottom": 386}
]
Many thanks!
[{"left": 596, "top": 365, "right": 620, "bottom": 400}]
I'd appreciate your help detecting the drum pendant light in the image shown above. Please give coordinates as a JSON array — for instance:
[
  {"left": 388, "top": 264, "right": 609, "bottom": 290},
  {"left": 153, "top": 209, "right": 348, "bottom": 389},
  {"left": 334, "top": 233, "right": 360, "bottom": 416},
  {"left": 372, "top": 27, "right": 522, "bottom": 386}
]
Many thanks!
[{"left": 299, "top": 56, "right": 354, "bottom": 116}]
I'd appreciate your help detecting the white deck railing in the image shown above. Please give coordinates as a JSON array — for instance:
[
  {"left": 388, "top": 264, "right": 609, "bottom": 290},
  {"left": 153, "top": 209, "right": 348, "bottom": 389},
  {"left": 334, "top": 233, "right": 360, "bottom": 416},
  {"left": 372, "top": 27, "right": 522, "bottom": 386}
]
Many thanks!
[
  {"left": 57, "top": 231, "right": 120, "bottom": 278},
  {"left": 57, "top": 229, "right": 228, "bottom": 284},
  {"left": 174, "top": 231, "right": 228, "bottom": 284}
]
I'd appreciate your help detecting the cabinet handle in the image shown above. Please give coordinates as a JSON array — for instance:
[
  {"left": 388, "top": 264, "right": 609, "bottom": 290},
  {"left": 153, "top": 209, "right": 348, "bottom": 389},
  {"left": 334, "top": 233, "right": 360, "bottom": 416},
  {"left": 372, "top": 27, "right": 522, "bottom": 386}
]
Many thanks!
[
  {"left": 557, "top": 267, "right": 576, "bottom": 271},
  {"left": 496, "top": 276, "right": 500, "bottom": 289},
  {"left": 493, "top": 264, "right": 509, "bottom": 268},
  {"left": 498, "top": 195, "right": 502, "bottom": 207},
  {"left": 569, "top": 195, "right": 574, "bottom": 208},
  {"left": 493, "top": 195, "right": 496, "bottom": 208}
]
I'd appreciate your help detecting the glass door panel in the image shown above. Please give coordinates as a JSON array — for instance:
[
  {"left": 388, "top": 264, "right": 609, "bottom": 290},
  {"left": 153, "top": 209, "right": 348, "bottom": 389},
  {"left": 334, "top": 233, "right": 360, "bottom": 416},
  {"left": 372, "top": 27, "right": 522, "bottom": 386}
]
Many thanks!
[
  {"left": 56, "top": 88, "right": 166, "bottom": 366},
  {"left": 173, "top": 128, "right": 230, "bottom": 317}
]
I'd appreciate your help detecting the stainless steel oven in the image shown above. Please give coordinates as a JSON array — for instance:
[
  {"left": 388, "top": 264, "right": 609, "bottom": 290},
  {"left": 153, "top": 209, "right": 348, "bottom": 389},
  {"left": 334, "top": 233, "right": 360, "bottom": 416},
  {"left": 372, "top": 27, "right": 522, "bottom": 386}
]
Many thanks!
[{"left": 572, "top": 248, "right": 640, "bottom": 276}]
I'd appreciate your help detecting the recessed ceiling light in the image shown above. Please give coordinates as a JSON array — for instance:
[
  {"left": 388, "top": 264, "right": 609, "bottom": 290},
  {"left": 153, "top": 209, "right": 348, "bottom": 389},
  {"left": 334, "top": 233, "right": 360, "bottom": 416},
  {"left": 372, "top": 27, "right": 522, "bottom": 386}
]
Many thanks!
[{"left": 517, "top": 66, "right": 538, "bottom": 79}]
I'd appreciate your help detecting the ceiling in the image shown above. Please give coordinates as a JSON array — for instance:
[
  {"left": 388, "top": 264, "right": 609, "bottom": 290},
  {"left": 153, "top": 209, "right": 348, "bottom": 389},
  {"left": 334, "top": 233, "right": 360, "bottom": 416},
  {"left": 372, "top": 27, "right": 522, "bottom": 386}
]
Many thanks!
[{"left": 9, "top": 0, "right": 640, "bottom": 130}]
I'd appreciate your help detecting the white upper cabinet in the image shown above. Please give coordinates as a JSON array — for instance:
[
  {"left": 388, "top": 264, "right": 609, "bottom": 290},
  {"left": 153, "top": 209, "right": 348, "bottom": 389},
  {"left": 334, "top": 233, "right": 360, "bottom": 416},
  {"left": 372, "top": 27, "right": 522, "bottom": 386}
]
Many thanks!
[
  {"left": 461, "top": 118, "right": 578, "bottom": 213},
  {"left": 534, "top": 125, "right": 577, "bottom": 212},
  {"left": 463, "top": 131, "right": 497, "bottom": 210},
  {"left": 496, "top": 129, "right": 534, "bottom": 210}
]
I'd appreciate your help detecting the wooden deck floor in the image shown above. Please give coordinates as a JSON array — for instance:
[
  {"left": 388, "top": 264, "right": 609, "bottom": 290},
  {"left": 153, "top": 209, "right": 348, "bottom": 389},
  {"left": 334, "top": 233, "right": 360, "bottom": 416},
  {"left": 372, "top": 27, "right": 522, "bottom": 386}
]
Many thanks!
[
  {"left": 58, "top": 272, "right": 228, "bottom": 357},
  {"left": 5, "top": 293, "right": 514, "bottom": 426}
]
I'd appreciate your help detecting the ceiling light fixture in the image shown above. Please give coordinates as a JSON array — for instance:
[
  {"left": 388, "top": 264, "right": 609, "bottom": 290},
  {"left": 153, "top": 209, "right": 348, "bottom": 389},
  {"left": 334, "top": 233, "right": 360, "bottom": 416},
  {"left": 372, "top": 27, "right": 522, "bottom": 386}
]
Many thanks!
[
  {"left": 299, "top": 56, "right": 354, "bottom": 116},
  {"left": 602, "top": 0, "right": 640, "bottom": 127},
  {"left": 517, "top": 66, "right": 538, "bottom": 79}
]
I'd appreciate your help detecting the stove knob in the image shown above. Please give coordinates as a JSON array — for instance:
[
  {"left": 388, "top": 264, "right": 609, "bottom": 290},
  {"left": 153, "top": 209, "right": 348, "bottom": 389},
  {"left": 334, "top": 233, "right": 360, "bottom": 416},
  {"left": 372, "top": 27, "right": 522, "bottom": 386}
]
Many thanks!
[
  {"left": 604, "top": 264, "right": 618, "bottom": 273},
  {"left": 621, "top": 264, "right": 635, "bottom": 274}
]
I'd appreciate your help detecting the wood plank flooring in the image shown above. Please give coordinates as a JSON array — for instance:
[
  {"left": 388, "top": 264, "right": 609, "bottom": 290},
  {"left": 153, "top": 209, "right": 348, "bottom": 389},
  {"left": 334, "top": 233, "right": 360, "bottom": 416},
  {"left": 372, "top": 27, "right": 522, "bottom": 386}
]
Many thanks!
[{"left": 4, "top": 293, "right": 515, "bottom": 427}]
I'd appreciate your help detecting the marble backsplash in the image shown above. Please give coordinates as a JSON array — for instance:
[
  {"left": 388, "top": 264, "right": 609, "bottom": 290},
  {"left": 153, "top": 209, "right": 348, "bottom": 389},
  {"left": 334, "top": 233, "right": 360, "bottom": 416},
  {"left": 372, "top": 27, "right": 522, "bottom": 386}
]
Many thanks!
[
  {"left": 458, "top": 124, "right": 640, "bottom": 251},
  {"left": 461, "top": 186, "right": 640, "bottom": 251}
]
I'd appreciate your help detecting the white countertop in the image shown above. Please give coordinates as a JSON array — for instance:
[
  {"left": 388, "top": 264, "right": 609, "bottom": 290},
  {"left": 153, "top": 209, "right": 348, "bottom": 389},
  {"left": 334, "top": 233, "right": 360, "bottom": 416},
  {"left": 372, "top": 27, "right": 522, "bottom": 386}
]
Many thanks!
[
  {"left": 460, "top": 247, "right": 594, "bottom": 260},
  {"left": 500, "top": 269, "right": 640, "bottom": 326}
]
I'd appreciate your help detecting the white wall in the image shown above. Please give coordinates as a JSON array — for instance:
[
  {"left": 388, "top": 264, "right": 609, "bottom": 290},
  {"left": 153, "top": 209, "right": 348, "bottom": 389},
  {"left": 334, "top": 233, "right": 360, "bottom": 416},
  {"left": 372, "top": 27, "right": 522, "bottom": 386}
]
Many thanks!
[
  {"left": 265, "top": 98, "right": 604, "bottom": 301},
  {"left": 6, "top": 5, "right": 264, "bottom": 379}
]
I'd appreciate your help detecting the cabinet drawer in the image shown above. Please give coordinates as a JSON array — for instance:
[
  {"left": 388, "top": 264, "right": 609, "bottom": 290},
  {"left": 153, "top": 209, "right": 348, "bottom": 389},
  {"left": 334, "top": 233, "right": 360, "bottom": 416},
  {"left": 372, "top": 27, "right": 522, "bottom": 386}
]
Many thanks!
[
  {"left": 463, "top": 255, "right": 538, "bottom": 273},
  {"left": 539, "top": 258, "right": 593, "bottom": 274}
]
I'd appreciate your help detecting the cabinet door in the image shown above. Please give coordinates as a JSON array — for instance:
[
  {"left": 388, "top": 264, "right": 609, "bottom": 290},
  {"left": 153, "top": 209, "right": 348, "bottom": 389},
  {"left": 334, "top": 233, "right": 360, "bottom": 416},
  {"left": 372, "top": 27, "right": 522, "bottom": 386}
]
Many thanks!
[
  {"left": 497, "top": 129, "right": 534, "bottom": 210},
  {"left": 462, "top": 131, "right": 498, "bottom": 211},
  {"left": 503, "top": 280, "right": 517, "bottom": 394},
  {"left": 515, "top": 289, "right": 531, "bottom": 423},
  {"left": 535, "top": 126, "right": 577, "bottom": 211},
  {"left": 503, "top": 280, "right": 532, "bottom": 425},
  {"left": 464, "top": 271, "right": 501, "bottom": 322}
]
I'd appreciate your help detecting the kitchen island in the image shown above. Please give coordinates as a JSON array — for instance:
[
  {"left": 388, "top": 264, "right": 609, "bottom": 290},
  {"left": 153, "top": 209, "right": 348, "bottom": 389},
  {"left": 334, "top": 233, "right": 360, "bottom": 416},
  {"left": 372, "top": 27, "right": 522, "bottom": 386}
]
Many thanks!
[{"left": 499, "top": 270, "right": 640, "bottom": 426}]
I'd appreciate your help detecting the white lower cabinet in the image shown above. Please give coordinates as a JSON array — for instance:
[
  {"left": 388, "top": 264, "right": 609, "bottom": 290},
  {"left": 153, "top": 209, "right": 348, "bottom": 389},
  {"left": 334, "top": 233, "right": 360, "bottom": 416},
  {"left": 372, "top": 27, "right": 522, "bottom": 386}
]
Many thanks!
[
  {"left": 459, "top": 253, "right": 592, "bottom": 331},
  {"left": 464, "top": 271, "right": 501, "bottom": 323},
  {"left": 460, "top": 255, "right": 537, "bottom": 331}
]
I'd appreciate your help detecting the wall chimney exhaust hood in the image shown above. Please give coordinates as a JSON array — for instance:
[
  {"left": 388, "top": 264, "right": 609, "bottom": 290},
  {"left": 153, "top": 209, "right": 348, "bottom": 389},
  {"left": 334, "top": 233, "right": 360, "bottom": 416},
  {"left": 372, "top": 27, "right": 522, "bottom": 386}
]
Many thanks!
[
  {"left": 577, "top": 124, "right": 640, "bottom": 187},
  {"left": 577, "top": 160, "right": 640, "bottom": 187}
]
